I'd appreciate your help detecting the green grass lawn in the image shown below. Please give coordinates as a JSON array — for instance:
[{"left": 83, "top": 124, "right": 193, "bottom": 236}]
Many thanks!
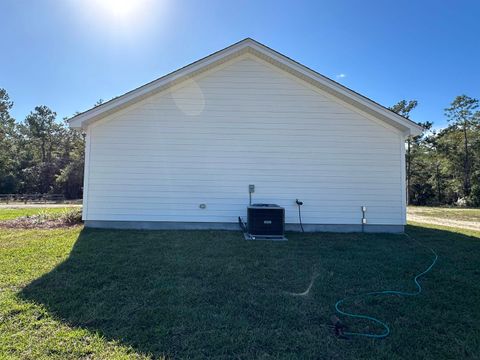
[
  {"left": 0, "top": 212, "right": 479, "bottom": 359},
  {"left": 0, "top": 206, "right": 80, "bottom": 221}
]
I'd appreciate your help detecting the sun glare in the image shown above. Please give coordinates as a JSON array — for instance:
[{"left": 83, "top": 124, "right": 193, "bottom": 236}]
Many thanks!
[
  {"left": 84, "top": 0, "right": 155, "bottom": 24},
  {"left": 97, "top": 0, "right": 143, "bottom": 20},
  {"left": 73, "top": 0, "right": 168, "bottom": 41}
]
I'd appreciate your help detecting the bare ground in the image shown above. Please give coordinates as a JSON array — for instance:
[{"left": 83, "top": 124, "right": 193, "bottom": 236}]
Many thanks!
[
  {"left": 0, "top": 216, "right": 81, "bottom": 229},
  {"left": 407, "top": 206, "right": 480, "bottom": 231}
]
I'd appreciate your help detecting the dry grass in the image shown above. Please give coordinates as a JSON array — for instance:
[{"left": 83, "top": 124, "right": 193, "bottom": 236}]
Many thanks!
[{"left": 408, "top": 206, "right": 480, "bottom": 231}]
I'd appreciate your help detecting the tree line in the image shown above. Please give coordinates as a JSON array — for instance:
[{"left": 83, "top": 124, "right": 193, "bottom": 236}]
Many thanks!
[
  {"left": 0, "top": 87, "right": 479, "bottom": 205},
  {"left": 0, "top": 88, "right": 84, "bottom": 199},
  {"left": 391, "top": 95, "right": 480, "bottom": 206}
]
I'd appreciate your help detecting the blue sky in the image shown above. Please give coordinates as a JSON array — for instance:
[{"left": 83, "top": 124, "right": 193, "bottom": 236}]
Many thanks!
[{"left": 1, "top": 0, "right": 479, "bottom": 128}]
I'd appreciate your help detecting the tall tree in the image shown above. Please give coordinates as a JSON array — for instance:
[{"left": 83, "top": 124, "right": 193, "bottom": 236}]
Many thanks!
[
  {"left": 390, "top": 100, "right": 433, "bottom": 204},
  {"left": 19, "top": 106, "right": 64, "bottom": 193},
  {"left": 0, "top": 88, "right": 18, "bottom": 192},
  {"left": 0, "top": 88, "right": 15, "bottom": 129},
  {"left": 54, "top": 118, "right": 85, "bottom": 199},
  {"left": 22, "top": 106, "right": 60, "bottom": 163},
  {"left": 444, "top": 95, "right": 480, "bottom": 197}
]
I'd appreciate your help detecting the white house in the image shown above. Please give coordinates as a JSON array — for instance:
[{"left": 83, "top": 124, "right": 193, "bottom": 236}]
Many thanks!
[{"left": 69, "top": 38, "right": 422, "bottom": 233}]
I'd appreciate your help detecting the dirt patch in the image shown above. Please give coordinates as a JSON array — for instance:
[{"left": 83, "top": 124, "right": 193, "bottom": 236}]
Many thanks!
[
  {"left": 408, "top": 214, "right": 480, "bottom": 231},
  {"left": 0, "top": 217, "right": 74, "bottom": 229},
  {"left": 0, "top": 210, "right": 83, "bottom": 229}
]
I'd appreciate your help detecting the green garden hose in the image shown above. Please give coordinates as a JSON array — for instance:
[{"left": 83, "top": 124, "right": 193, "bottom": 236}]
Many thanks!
[{"left": 334, "top": 233, "right": 438, "bottom": 339}]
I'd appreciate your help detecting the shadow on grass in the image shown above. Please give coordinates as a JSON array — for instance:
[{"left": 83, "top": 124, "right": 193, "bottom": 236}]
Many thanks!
[{"left": 19, "top": 225, "right": 480, "bottom": 358}]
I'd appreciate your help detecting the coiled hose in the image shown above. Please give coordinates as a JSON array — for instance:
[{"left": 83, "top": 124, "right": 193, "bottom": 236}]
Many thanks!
[{"left": 334, "top": 233, "right": 438, "bottom": 339}]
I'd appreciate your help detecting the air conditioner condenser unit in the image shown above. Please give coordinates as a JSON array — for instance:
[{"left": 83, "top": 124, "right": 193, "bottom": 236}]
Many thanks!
[{"left": 246, "top": 204, "right": 286, "bottom": 240}]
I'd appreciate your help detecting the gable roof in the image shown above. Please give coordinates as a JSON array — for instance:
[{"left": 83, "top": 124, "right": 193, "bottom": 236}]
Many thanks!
[{"left": 68, "top": 38, "right": 423, "bottom": 136}]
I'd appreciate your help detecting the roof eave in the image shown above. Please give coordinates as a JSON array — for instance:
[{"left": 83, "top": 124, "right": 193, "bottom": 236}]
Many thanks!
[{"left": 244, "top": 41, "right": 424, "bottom": 137}]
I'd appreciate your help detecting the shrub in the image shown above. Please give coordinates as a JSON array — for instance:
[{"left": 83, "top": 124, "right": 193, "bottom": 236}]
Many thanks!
[
  {"left": 60, "top": 208, "right": 83, "bottom": 225},
  {"left": 467, "top": 184, "right": 480, "bottom": 207}
]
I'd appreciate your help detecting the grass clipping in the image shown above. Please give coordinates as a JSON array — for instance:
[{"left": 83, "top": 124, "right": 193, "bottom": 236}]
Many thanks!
[{"left": 0, "top": 208, "right": 83, "bottom": 229}]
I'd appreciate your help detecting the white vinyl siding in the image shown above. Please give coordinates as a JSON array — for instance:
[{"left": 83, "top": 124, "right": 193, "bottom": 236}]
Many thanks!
[{"left": 85, "top": 55, "right": 405, "bottom": 225}]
